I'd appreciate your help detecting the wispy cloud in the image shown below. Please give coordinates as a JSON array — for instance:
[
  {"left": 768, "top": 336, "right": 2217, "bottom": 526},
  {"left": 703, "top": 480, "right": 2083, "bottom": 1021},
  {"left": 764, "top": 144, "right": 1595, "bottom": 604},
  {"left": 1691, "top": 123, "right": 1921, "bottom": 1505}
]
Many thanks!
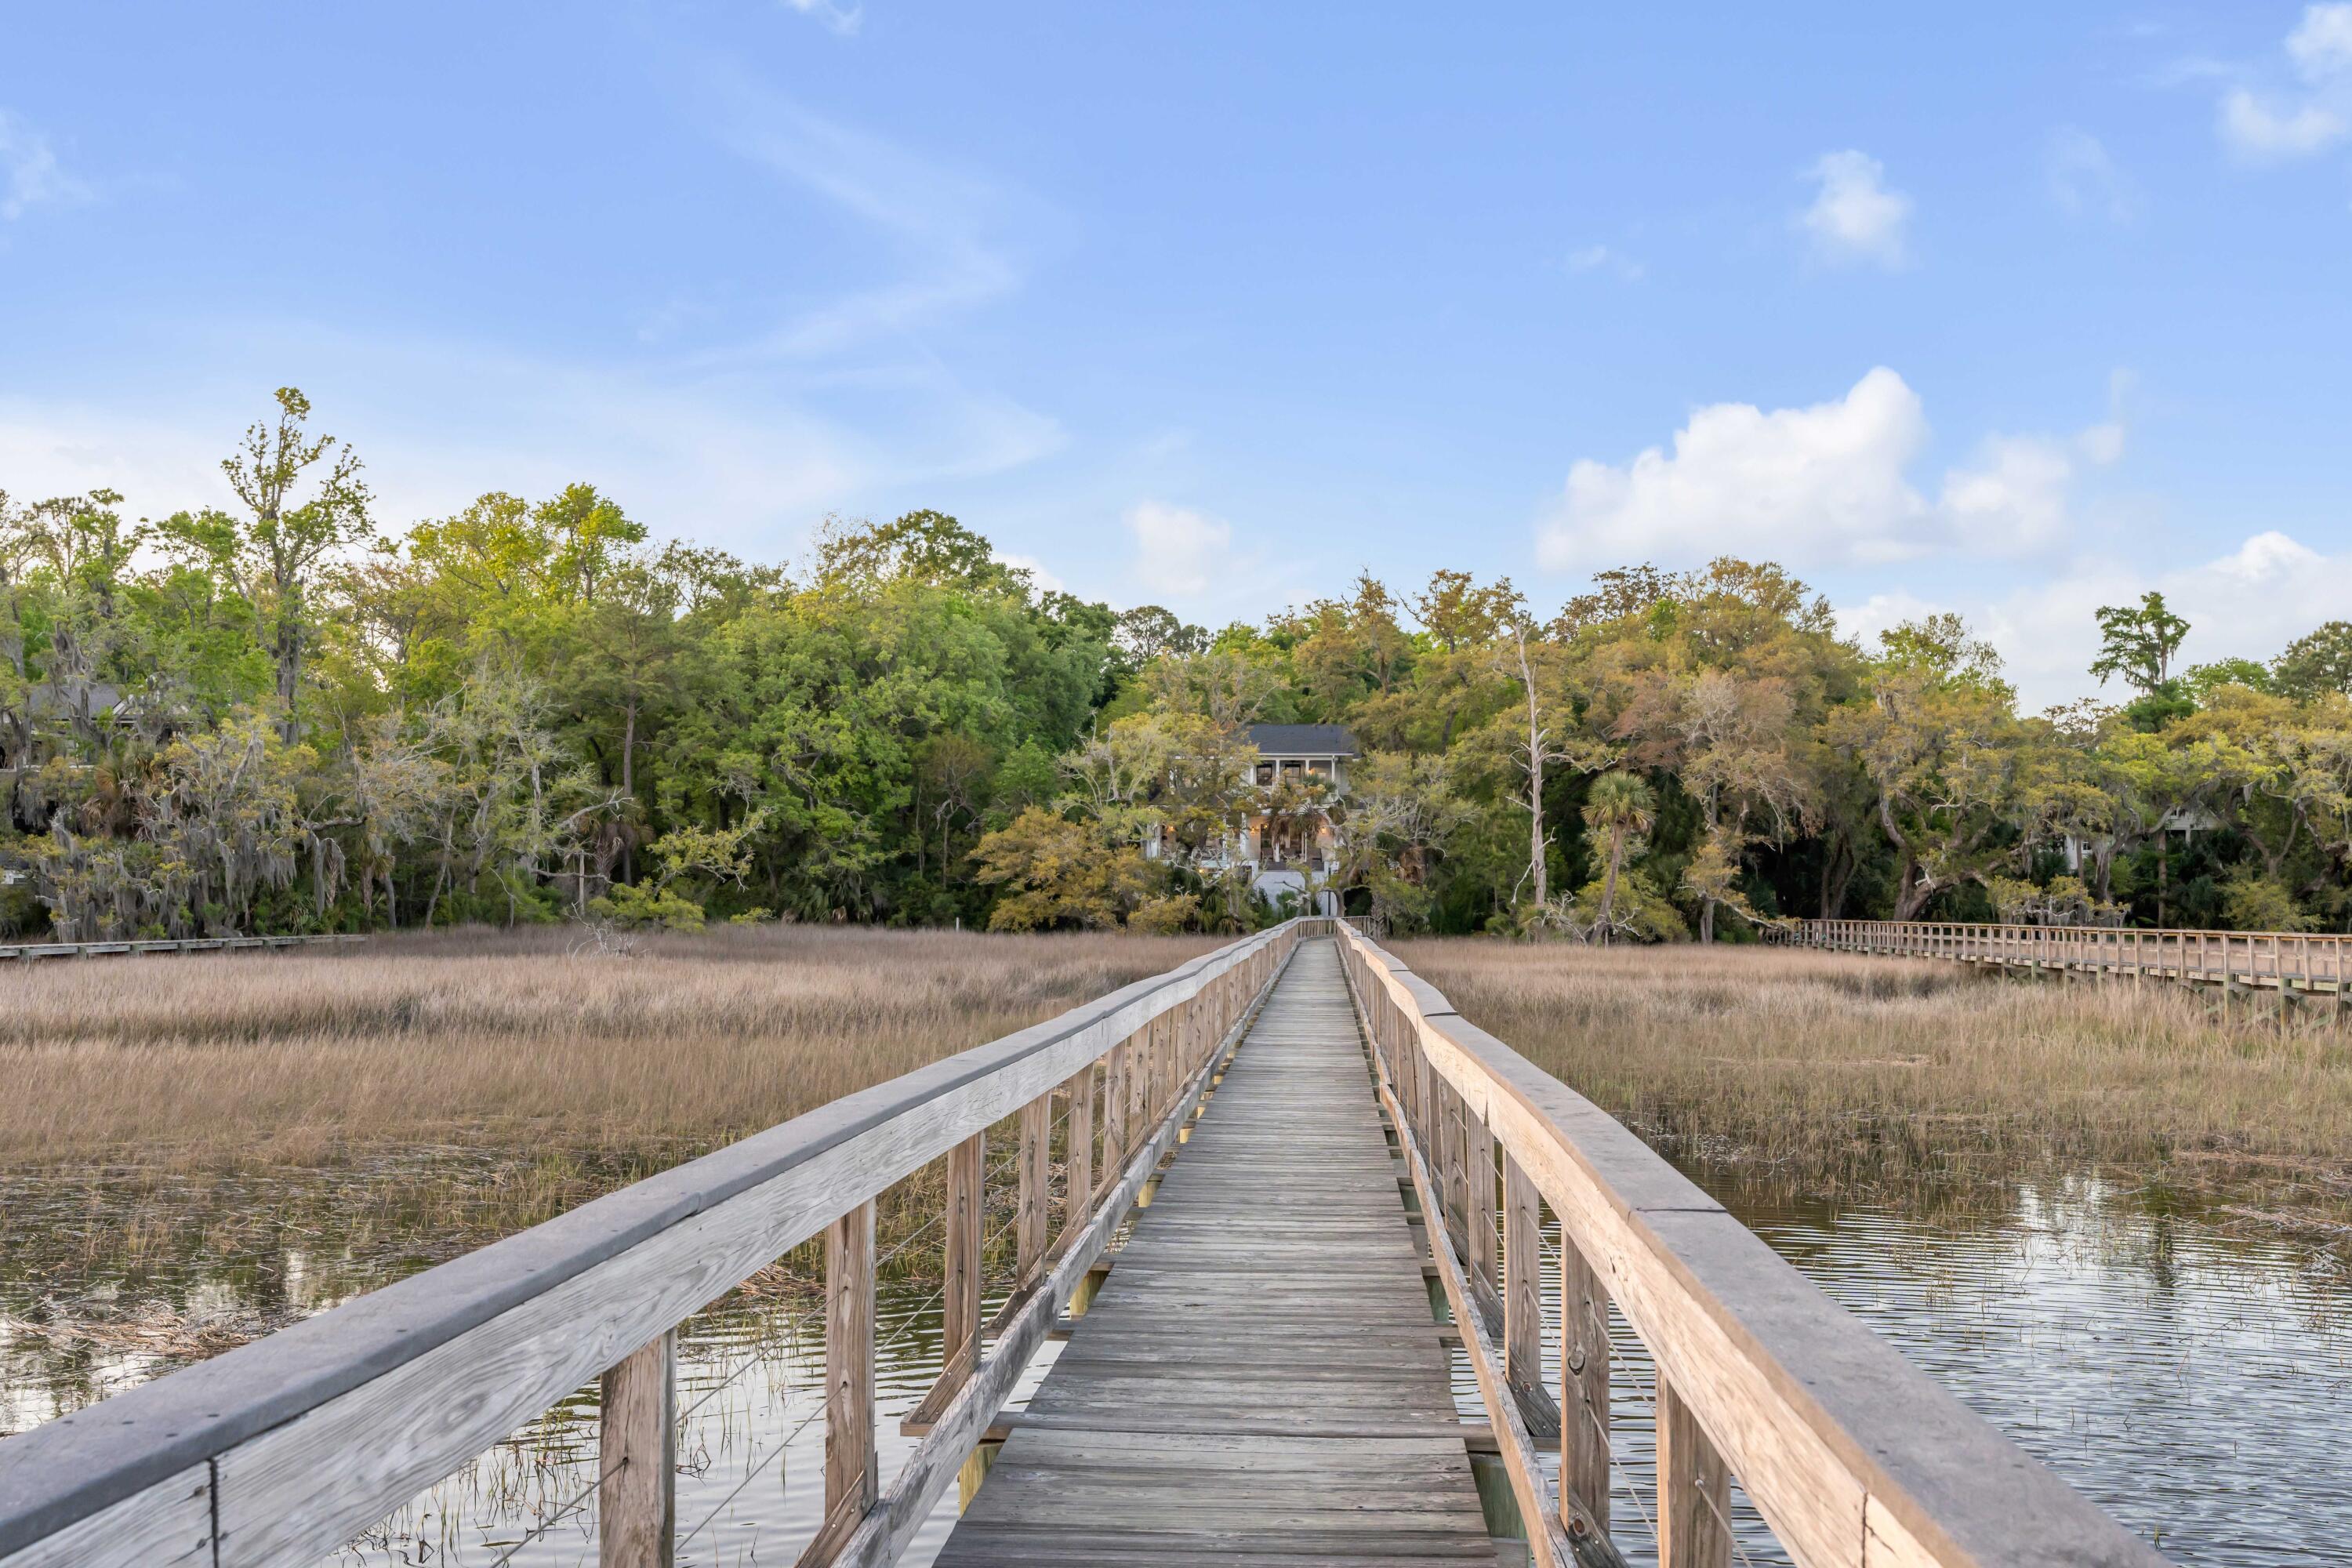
[
  {"left": 2046, "top": 128, "right": 2140, "bottom": 221},
  {"left": 781, "top": 0, "right": 862, "bottom": 37},
  {"left": 1566, "top": 243, "right": 1644, "bottom": 281},
  {"left": 689, "top": 67, "right": 1045, "bottom": 368},
  {"left": 1127, "top": 501, "right": 1231, "bottom": 598},
  {"left": 1796, "top": 150, "right": 1911, "bottom": 269},
  {"left": 0, "top": 109, "right": 89, "bottom": 222}
]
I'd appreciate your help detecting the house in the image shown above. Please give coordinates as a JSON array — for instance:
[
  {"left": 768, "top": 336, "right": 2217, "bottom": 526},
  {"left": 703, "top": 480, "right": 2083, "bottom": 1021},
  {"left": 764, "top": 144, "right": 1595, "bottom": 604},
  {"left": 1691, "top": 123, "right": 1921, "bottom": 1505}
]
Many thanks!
[
  {"left": 2059, "top": 804, "right": 2225, "bottom": 874},
  {"left": 1139, "top": 722, "right": 1360, "bottom": 913}
]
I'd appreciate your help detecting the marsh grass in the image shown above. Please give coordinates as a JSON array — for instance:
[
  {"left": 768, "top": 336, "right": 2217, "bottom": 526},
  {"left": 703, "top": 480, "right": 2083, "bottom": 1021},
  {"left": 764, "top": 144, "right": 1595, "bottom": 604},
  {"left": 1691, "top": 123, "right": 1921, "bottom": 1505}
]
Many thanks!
[
  {"left": 0, "top": 925, "right": 1214, "bottom": 1382},
  {"left": 0, "top": 924, "right": 1214, "bottom": 1165},
  {"left": 1396, "top": 940, "right": 2352, "bottom": 1237}
]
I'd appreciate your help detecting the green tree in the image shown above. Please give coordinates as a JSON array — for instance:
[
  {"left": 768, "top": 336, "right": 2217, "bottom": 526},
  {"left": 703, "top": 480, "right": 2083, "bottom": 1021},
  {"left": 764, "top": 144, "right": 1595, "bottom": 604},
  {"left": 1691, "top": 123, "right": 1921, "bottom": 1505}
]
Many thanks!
[
  {"left": 162, "top": 389, "right": 371, "bottom": 741},
  {"left": 1580, "top": 771, "right": 1656, "bottom": 942}
]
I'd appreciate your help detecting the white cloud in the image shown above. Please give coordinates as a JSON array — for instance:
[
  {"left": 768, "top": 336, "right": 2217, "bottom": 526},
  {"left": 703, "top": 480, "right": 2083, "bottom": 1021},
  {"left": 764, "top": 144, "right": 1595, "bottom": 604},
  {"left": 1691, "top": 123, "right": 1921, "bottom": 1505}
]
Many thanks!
[
  {"left": 2046, "top": 128, "right": 2138, "bottom": 220},
  {"left": 1566, "top": 243, "right": 1643, "bottom": 281},
  {"left": 1832, "top": 589, "right": 1948, "bottom": 651},
  {"left": 2212, "top": 7, "right": 2352, "bottom": 161},
  {"left": 1127, "top": 502, "right": 1232, "bottom": 598},
  {"left": 1853, "top": 531, "right": 2352, "bottom": 712},
  {"left": 2219, "top": 89, "right": 2349, "bottom": 158},
  {"left": 1541, "top": 368, "right": 2127, "bottom": 572},
  {"left": 781, "top": 0, "right": 862, "bottom": 36},
  {"left": 1797, "top": 150, "right": 1912, "bottom": 268},
  {"left": 992, "top": 551, "right": 1065, "bottom": 596},
  {"left": 0, "top": 109, "right": 88, "bottom": 221},
  {"left": 1541, "top": 368, "right": 1930, "bottom": 569},
  {"left": 2288, "top": 3, "right": 2352, "bottom": 79},
  {"left": 1936, "top": 417, "right": 2123, "bottom": 557}
]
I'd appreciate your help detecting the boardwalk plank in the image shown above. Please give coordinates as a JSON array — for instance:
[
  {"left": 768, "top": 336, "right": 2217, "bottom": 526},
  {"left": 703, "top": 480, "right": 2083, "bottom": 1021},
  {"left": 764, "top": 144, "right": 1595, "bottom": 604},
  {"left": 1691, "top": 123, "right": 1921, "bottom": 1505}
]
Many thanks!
[{"left": 933, "top": 940, "right": 1493, "bottom": 1566}]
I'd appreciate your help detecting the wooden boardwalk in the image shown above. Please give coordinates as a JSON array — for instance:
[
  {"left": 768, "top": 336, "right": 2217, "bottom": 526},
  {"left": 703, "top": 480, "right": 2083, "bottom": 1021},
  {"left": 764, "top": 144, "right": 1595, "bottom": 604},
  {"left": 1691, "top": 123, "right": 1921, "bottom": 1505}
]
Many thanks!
[{"left": 935, "top": 938, "right": 1497, "bottom": 1566}]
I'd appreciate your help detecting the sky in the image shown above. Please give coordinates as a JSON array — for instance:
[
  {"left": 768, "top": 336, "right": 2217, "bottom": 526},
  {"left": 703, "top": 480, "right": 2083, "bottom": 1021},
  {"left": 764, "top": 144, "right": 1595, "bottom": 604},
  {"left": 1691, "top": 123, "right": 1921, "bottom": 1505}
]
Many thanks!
[{"left": 3, "top": 2, "right": 2350, "bottom": 710}]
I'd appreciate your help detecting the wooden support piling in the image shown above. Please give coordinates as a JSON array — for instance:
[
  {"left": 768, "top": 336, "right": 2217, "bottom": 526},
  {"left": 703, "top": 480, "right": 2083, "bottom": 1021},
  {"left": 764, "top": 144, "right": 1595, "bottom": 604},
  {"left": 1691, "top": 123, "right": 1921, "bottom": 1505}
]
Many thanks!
[
  {"left": 803, "top": 1200, "right": 877, "bottom": 1567},
  {"left": 1656, "top": 1377, "right": 1732, "bottom": 1568},
  {"left": 598, "top": 1329, "right": 675, "bottom": 1568},
  {"left": 1502, "top": 1155, "right": 1545, "bottom": 1423},
  {"left": 1065, "top": 1065, "right": 1096, "bottom": 1232},
  {"left": 1559, "top": 1232, "right": 1611, "bottom": 1537},
  {"left": 1016, "top": 1092, "right": 1051, "bottom": 1285}
]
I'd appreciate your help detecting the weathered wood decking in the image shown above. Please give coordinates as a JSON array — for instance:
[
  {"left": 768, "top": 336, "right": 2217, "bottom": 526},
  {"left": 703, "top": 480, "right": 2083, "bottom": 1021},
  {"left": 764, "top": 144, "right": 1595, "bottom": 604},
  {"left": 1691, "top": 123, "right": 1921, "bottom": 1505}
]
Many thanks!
[{"left": 937, "top": 938, "right": 1495, "bottom": 1566}]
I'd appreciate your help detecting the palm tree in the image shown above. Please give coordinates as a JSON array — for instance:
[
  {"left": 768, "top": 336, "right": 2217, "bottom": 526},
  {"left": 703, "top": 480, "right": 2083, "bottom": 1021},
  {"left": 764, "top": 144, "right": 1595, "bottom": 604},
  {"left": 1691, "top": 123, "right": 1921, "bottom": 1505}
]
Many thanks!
[{"left": 1582, "top": 771, "right": 1655, "bottom": 944}]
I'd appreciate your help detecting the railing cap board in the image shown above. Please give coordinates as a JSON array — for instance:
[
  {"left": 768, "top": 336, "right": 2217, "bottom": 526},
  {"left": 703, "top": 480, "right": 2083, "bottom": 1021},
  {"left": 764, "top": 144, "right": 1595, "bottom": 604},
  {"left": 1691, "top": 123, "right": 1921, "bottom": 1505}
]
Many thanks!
[
  {"left": 1338, "top": 929, "right": 2166, "bottom": 1568},
  {"left": 0, "top": 922, "right": 1288, "bottom": 1556}
]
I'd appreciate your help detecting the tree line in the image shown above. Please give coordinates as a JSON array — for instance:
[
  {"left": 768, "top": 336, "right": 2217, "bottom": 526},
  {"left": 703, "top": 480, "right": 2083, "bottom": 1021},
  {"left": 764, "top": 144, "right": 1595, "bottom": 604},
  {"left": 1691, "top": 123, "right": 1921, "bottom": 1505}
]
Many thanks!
[{"left": 3, "top": 389, "right": 2348, "bottom": 941}]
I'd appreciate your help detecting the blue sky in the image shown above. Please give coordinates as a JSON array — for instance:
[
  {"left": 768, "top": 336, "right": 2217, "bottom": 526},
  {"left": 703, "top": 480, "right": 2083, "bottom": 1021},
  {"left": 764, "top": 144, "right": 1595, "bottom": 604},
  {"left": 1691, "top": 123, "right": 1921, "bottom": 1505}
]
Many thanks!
[{"left": 4, "top": 2, "right": 2350, "bottom": 707}]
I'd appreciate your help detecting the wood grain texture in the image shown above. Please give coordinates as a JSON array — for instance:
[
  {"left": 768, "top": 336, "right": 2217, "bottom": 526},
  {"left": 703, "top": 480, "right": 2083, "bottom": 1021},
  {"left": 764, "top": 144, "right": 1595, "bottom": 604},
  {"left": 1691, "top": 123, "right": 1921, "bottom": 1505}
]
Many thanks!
[
  {"left": 9, "top": 924, "right": 1298, "bottom": 1564},
  {"left": 1558, "top": 1230, "right": 1613, "bottom": 1538},
  {"left": 1657, "top": 1377, "right": 1732, "bottom": 1568},
  {"left": 1503, "top": 1155, "right": 1544, "bottom": 1414},
  {"left": 934, "top": 941, "right": 1492, "bottom": 1568},
  {"left": 904, "top": 1133, "right": 985, "bottom": 1431},
  {"left": 800, "top": 1201, "right": 878, "bottom": 1567},
  {"left": 1334, "top": 927, "right": 2172, "bottom": 1568},
  {"left": 831, "top": 931, "right": 1281, "bottom": 1568},
  {"left": 0, "top": 1465, "right": 210, "bottom": 1568},
  {"left": 1016, "top": 1093, "right": 1051, "bottom": 1285},
  {"left": 599, "top": 1330, "right": 675, "bottom": 1568},
  {"left": 1066, "top": 1064, "right": 1096, "bottom": 1233}
]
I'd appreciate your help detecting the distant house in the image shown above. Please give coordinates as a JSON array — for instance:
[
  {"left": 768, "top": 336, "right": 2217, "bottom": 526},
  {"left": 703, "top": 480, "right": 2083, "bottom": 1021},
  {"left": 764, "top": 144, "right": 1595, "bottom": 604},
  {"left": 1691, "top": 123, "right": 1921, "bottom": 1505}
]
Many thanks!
[
  {"left": 1142, "top": 723, "right": 1359, "bottom": 915},
  {"left": 2059, "top": 804, "right": 2225, "bottom": 874}
]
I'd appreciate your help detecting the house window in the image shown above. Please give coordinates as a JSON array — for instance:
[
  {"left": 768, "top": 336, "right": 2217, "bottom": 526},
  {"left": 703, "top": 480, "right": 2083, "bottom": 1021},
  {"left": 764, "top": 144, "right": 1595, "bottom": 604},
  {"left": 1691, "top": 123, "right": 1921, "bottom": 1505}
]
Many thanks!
[{"left": 1255, "top": 762, "right": 1275, "bottom": 786}]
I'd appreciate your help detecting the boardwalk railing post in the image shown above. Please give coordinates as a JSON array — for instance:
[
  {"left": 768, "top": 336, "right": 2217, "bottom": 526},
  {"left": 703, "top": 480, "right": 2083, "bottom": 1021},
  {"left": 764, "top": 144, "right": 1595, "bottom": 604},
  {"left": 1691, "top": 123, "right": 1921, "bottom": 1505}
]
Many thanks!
[
  {"left": 938, "top": 1133, "right": 985, "bottom": 1405},
  {"left": 1105, "top": 1034, "right": 1130, "bottom": 1168},
  {"left": 1017, "top": 1091, "right": 1051, "bottom": 1286},
  {"left": 1468, "top": 1113, "right": 1500, "bottom": 1307},
  {"left": 1559, "top": 1232, "right": 1611, "bottom": 1541},
  {"left": 599, "top": 1328, "right": 676, "bottom": 1568},
  {"left": 1502, "top": 1154, "right": 1544, "bottom": 1425},
  {"left": 1065, "top": 1064, "right": 1096, "bottom": 1230},
  {"left": 1656, "top": 1376, "right": 1732, "bottom": 1568},
  {"left": 804, "top": 1199, "right": 877, "bottom": 1566}
]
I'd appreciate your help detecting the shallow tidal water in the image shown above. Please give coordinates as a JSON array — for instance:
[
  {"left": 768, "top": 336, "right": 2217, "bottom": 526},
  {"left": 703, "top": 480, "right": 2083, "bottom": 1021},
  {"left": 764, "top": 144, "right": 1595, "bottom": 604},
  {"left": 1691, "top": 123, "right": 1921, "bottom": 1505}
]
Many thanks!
[{"left": 5, "top": 1162, "right": 2349, "bottom": 1565}]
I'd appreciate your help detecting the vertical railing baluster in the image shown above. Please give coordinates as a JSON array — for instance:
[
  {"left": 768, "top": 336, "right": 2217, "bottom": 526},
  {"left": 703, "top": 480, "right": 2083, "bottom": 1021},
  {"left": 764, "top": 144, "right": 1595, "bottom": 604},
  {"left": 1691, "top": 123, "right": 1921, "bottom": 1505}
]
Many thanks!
[
  {"left": 1657, "top": 1376, "right": 1732, "bottom": 1568},
  {"left": 1468, "top": 1114, "right": 1498, "bottom": 1301},
  {"left": 1066, "top": 1064, "right": 1097, "bottom": 1229},
  {"left": 599, "top": 1329, "right": 675, "bottom": 1567},
  {"left": 940, "top": 1133, "right": 984, "bottom": 1403},
  {"left": 808, "top": 1200, "right": 877, "bottom": 1564},
  {"left": 1104, "top": 1036, "right": 1130, "bottom": 1171},
  {"left": 1017, "top": 1091, "right": 1051, "bottom": 1286},
  {"left": 1559, "top": 1229, "right": 1610, "bottom": 1540},
  {"left": 1502, "top": 1155, "right": 1541, "bottom": 1410}
]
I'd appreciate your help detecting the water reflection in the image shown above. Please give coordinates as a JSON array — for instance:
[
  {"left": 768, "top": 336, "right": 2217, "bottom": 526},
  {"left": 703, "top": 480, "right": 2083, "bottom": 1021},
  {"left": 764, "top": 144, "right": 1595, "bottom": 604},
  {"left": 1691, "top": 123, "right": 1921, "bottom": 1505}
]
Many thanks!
[
  {"left": 1458, "top": 1174, "right": 2350, "bottom": 1568},
  {"left": 332, "top": 1280, "right": 1057, "bottom": 1567},
  {"left": 6, "top": 1162, "right": 2350, "bottom": 1565}
]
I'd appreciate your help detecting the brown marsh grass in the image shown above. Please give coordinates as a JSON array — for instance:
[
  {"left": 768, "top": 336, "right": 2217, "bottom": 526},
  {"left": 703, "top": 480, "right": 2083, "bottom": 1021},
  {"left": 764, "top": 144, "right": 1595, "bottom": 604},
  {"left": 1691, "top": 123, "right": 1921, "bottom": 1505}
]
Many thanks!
[
  {"left": 0, "top": 926, "right": 1217, "bottom": 1380},
  {"left": 1396, "top": 940, "right": 2352, "bottom": 1232},
  {"left": 0, "top": 924, "right": 1216, "bottom": 1167}
]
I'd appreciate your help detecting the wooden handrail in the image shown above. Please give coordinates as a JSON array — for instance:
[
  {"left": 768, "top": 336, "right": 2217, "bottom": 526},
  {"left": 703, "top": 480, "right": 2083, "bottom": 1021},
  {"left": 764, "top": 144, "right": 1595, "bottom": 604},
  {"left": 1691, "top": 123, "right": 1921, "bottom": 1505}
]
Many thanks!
[
  {"left": 1780, "top": 919, "right": 2349, "bottom": 998},
  {"left": 1333, "top": 924, "right": 2169, "bottom": 1568},
  {"left": 0, "top": 933, "right": 365, "bottom": 960},
  {"left": 0, "top": 920, "right": 1312, "bottom": 1568}
]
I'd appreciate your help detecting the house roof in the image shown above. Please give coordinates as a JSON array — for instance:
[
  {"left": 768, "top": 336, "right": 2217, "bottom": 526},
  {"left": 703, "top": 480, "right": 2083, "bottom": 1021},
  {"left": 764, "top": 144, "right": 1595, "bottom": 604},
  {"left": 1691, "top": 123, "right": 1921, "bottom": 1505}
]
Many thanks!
[{"left": 1245, "top": 723, "right": 1359, "bottom": 757}]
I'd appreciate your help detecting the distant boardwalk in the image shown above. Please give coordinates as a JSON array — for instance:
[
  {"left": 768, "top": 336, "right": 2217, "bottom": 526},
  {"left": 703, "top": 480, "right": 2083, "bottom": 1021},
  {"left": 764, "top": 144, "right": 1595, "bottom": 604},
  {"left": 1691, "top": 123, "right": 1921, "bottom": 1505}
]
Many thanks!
[
  {"left": 937, "top": 942, "right": 1493, "bottom": 1565},
  {"left": 1784, "top": 918, "right": 2348, "bottom": 1015}
]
